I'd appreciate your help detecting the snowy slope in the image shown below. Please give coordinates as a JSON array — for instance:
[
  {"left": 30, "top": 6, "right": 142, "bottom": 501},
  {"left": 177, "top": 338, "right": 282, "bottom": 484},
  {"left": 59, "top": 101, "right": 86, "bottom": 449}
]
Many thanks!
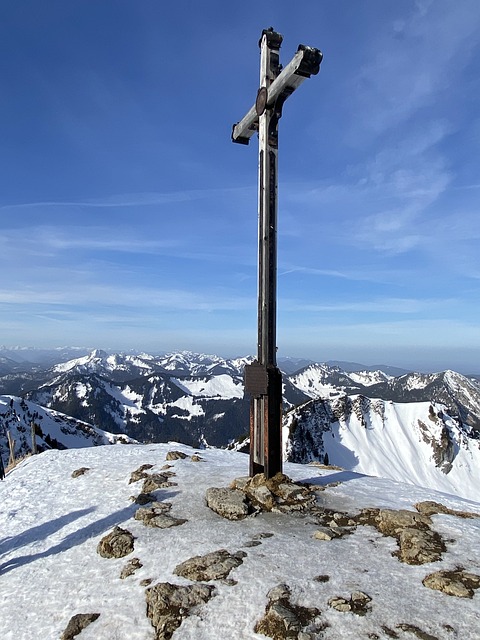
[
  {"left": 0, "top": 444, "right": 479, "bottom": 639},
  {"left": 284, "top": 396, "right": 480, "bottom": 502},
  {"left": 0, "top": 395, "right": 134, "bottom": 462}
]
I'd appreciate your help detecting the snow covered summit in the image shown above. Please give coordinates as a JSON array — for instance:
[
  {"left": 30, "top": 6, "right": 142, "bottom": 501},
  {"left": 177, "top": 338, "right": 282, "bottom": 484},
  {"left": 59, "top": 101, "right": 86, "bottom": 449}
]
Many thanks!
[{"left": 0, "top": 444, "right": 479, "bottom": 639}]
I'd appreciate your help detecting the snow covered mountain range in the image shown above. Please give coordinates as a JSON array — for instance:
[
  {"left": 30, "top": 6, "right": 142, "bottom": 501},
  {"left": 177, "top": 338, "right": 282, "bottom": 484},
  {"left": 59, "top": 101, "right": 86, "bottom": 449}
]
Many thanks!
[{"left": 0, "top": 349, "right": 479, "bottom": 501}]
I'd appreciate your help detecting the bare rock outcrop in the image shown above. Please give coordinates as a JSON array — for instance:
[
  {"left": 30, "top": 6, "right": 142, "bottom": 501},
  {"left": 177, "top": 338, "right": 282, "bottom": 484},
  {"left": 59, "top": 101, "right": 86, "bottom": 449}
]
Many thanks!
[
  {"left": 328, "top": 591, "right": 372, "bottom": 616},
  {"left": 142, "top": 473, "right": 177, "bottom": 494},
  {"left": 415, "top": 500, "right": 480, "bottom": 519},
  {"left": 356, "top": 508, "right": 446, "bottom": 565},
  {"left": 254, "top": 583, "right": 325, "bottom": 639},
  {"left": 129, "top": 464, "right": 154, "bottom": 484},
  {"left": 242, "top": 473, "right": 317, "bottom": 513},
  {"left": 207, "top": 473, "right": 316, "bottom": 520},
  {"left": 97, "top": 526, "right": 134, "bottom": 559},
  {"left": 166, "top": 450, "right": 188, "bottom": 460},
  {"left": 120, "top": 557, "right": 143, "bottom": 579},
  {"left": 61, "top": 613, "right": 100, "bottom": 640},
  {"left": 145, "top": 582, "right": 215, "bottom": 640},
  {"left": 205, "top": 487, "right": 251, "bottom": 520},
  {"left": 134, "top": 504, "right": 187, "bottom": 529},
  {"left": 71, "top": 467, "right": 90, "bottom": 478},
  {"left": 423, "top": 568, "right": 480, "bottom": 598},
  {"left": 173, "top": 549, "right": 246, "bottom": 582}
]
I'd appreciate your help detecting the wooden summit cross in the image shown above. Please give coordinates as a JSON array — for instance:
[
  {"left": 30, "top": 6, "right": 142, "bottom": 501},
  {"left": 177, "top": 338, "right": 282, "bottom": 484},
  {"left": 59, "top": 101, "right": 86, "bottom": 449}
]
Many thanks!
[{"left": 232, "top": 28, "right": 322, "bottom": 478}]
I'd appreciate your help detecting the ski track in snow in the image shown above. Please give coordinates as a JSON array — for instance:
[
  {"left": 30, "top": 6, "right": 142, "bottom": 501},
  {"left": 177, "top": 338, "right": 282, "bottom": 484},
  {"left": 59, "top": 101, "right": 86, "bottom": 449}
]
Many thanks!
[{"left": 0, "top": 444, "right": 479, "bottom": 639}]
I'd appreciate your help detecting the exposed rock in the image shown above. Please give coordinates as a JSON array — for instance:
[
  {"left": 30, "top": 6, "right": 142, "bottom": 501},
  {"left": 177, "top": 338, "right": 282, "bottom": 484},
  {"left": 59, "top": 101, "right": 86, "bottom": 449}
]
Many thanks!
[
  {"left": 242, "top": 473, "right": 316, "bottom": 513},
  {"left": 142, "top": 474, "right": 176, "bottom": 494},
  {"left": 97, "top": 526, "right": 134, "bottom": 559},
  {"left": 211, "top": 474, "right": 316, "bottom": 520},
  {"left": 61, "top": 613, "right": 100, "bottom": 639},
  {"left": 140, "top": 578, "right": 153, "bottom": 586},
  {"left": 375, "top": 509, "right": 432, "bottom": 536},
  {"left": 395, "top": 527, "right": 445, "bottom": 565},
  {"left": 396, "top": 623, "right": 439, "bottom": 640},
  {"left": 221, "top": 578, "right": 238, "bottom": 586},
  {"left": 243, "top": 540, "right": 262, "bottom": 547},
  {"left": 134, "top": 504, "right": 187, "bottom": 529},
  {"left": 313, "top": 527, "right": 342, "bottom": 541},
  {"left": 191, "top": 454, "right": 203, "bottom": 462},
  {"left": 415, "top": 501, "right": 480, "bottom": 519},
  {"left": 145, "top": 582, "right": 215, "bottom": 640},
  {"left": 129, "top": 464, "right": 154, "bottom": 483},
  {"left": 166, "top": 450, "right": 188, "bottom": 460},
  {"left": 230, "top": 476, "right": 250, "bottom": 491},
  {"left": 254, "top": 582, "right": 325, "bottom": 639},
  {"left": 244, "top": 476, "right": 276, "bottom": 511},
  {"left": 206, "top": 487, "right": 250, "bottom": 520},
  {"left": 71, "top": 467, "right": 89, "bottom": 478},
  {"left": 253, "top": 532, "right": 274, "bottom": 540},
  {"left": 313, "top": 575, "right": 330, "bottom": 583},
  {"left": 120, "top": 557, "right": 143, "bottom": 579},
  {"left": 422, "top": 568, "right": 480, "bottom": 598},
  {"left": 173, "top": 549, "right": 246, "bottom": 582},
  {"left": 328, "top": 591, "right": 371, "bottom": 616},
  {"left": 132, "top": 492, "right": 157, "bottom": 505},
  {"left": 355, "top": 507, "right": 446, "bottom": 565}
]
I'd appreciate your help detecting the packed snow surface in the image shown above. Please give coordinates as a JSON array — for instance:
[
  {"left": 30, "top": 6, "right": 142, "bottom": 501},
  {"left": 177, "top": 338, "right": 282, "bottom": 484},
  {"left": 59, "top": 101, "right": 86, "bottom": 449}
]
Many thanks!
[
  {"left": 1, "top": 444, "right": 479, "bottom": 639},
  {"left": 172, "top": 375, "right": 243, "bottom": 399}
]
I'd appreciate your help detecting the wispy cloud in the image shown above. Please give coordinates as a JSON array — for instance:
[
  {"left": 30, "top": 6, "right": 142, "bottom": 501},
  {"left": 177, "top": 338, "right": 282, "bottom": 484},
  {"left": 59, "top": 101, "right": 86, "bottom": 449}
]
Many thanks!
[
  {"left": 350, "top": 1, "right": 480, "bottom": 139},
  {"left": 280, "top": 296, "right": 456, "bottom": 315},
  {"left": 0, "top": 186, "right": 254, "bottom": 212},
  {"left": 0, "top": 284, "right": 253, "bottom": 313}
]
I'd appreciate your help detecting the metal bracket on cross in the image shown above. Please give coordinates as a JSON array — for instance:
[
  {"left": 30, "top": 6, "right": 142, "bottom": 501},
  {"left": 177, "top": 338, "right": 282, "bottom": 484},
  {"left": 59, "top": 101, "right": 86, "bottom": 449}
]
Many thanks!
[{"left": 232, "top": 28, "right": 322, "bottom": 478}]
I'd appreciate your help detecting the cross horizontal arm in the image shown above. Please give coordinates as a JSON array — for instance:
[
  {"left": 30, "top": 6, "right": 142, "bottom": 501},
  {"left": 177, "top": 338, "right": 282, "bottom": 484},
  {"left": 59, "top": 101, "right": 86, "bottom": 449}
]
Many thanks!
[{"left": 232, "top": 45, "right": 322, "bottom": 145}]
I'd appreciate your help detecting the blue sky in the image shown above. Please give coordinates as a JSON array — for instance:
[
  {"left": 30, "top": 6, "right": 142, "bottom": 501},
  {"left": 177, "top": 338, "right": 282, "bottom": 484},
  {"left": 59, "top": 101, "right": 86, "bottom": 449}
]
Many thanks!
[{"left": 1, "top": 0, "right": 480, "bottom": 372}]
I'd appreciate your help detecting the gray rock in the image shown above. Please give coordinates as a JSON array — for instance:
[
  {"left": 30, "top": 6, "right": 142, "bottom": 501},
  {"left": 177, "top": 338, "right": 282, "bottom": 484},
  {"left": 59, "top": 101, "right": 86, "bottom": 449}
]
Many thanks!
[
  {"left": 328, "top": 592, "right": 371, "bottom": 616},
  {"left": 255, "top": 582, "right": 323, "bottom": 639},
  {"left": 71, "top": 467, "right": 90, "bottom": 478},
  {"left": 423, "top": 569, "right": 480, "bottom": 598},
  {"left": 97, "top": 526, "right": 134, "bottom": 559},
  {"left": 230, "top": 476, "right": 250, "bottom": 491},
  {"left": 129, "top": 464, "right": 154, "bottom": 484},
  {"left": 206, "top": 487, "right": 250, "bottom": 520},
  {"left": 140, "top": 578, "right": 153, "bottom": 586},
  {"left": 313, "top": 527, "right": 340, "bottom": 541},
  {"left": 120, "top": 557, "right": 143, "bottom": 579},
  {"left": 174, "top": 549, "right": 245, "bottom": 582},
  {"left": 377, "top": 509, "right": 432, "bottom": 536},
  {"left": 415, "top": 500, "right": 479, "bottom": 519},
  {"left": 134, "top": 504, "right": 187, "bottom": 528},
  {"left": 166, "top": 450, "right": 188, "bottom": 460},
  {"left": 356, "top": 507, "right": 447, "bottom": 565},
  {"left": 141, "top": 474, "right": 176, "bottom": 494},
  {"left": 61, "top": 613, "right": 100, "bottom": 640},
  {"left": 145, "top": 582, "right": 215, "bottom": 639},
  {"left": 132, "top": 492, "right": 157, "bottom": 505},
  {"left": 267, "top": 583, "right": 291, "bottom": 602},
  {"left": 396, "top": 527, "right": 445, "bottom": 565},
  {"left": 252, "top": 532, "right": 274, "bottom": 540}
]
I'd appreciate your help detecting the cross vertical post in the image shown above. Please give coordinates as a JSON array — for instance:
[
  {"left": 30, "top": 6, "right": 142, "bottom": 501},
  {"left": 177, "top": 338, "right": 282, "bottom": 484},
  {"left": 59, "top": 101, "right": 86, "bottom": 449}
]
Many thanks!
[{"left": 232, "top": 28, "right": 322, "bottom": 478}]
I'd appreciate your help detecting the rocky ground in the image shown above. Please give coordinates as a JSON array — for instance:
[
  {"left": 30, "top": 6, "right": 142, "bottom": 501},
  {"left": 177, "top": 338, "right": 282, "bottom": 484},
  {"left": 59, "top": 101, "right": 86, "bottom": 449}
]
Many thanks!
[{"left": 1, "top": 444, "right": 479, "bottom": 640}]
